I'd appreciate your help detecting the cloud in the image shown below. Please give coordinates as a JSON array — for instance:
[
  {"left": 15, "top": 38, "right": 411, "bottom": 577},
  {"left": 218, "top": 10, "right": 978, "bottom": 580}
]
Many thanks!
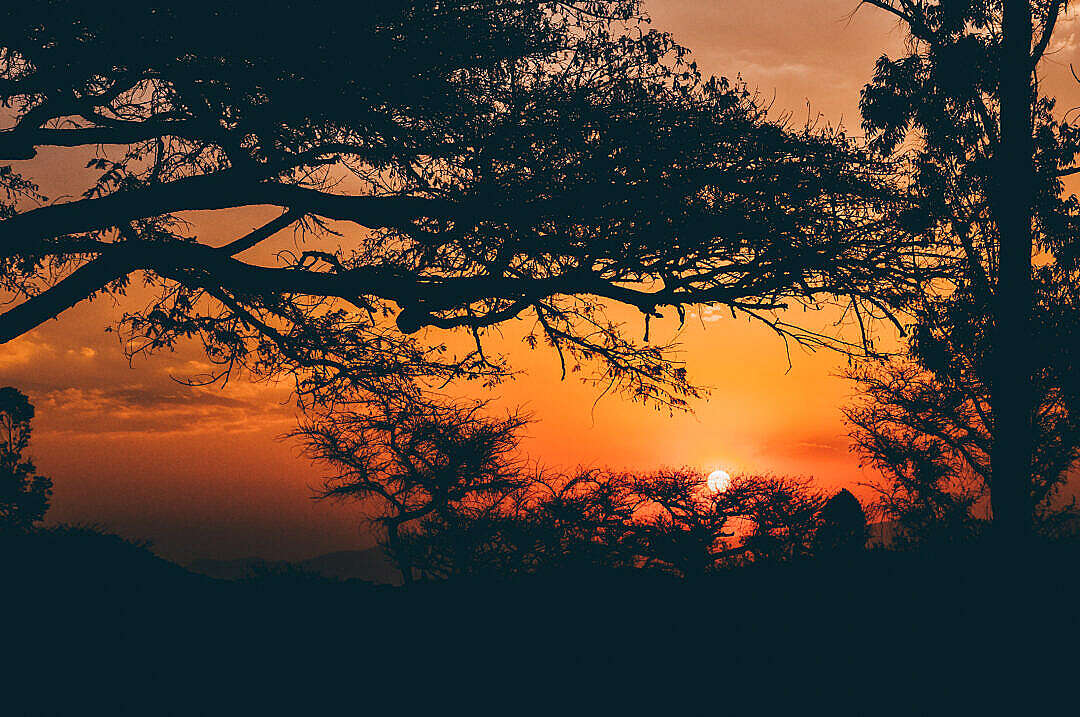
[
  {"left": 1048, "top": 12, "right": 1080, "bottom": 55},
  {"left": 67, "top": 347, "right": 97, "bottom": 359},
  {"left": 755, "top": 432, "right": 849, "bottom": 458},
  {"left": 0, "top": 336, "right": 54, "bottom": 369},
  {"left": 792, "top": 440, "right": 844, "bottom": 452},
  {"left": 34, "top": 384, "right": 295, "bottom": 437},
  {"left": 0, "top": 291, "right": 299, "bottom": 438},
  {"left": 697, "top": 307, "right": 730, "bottom": 323}
]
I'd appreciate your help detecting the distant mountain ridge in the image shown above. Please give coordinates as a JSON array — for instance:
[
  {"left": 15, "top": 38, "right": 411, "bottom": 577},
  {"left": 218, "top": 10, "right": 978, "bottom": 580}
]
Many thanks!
[{"left": 187, "top": 546, "right": 401, "bottom": 585}]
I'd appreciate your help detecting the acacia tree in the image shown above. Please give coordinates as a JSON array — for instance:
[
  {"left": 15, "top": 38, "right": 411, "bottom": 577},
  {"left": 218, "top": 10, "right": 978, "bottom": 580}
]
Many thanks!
[
  {"left": 0, "top": 386, "right": 52, "bottom": 533},
  {"left": 1, "top": 0, "right": 916, "bottom": 416},
  {"left": 856, "top": 0, "right": 1080, "bottom": 538},
  {"left": 295, "top": 396, "right": 528, "bottom": 584}
]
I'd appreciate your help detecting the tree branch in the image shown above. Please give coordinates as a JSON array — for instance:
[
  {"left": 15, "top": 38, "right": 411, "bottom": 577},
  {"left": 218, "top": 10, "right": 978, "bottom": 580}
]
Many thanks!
[
  {"left": 1032, "top": 0, "right": 1065, "bottom": 66},
  {"left": 0, "top": 256, "right": 131, "bottom": 342},
  {"left": 0, "top": 213, "right": 305, "bottom": 341},
  {"left": 0, "top": 174, "right": 453, "bottom": 257},
  {"left": 0, "top": 123, "right": 198, "bottom": 160}
]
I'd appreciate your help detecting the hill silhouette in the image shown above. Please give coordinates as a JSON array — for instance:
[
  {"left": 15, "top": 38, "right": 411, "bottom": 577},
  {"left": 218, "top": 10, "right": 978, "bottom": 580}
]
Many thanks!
[
  {"left": 4, "top": 524, "right": 196, "bottom": 586},
  {"left": 188, "top": 546, "right": 400, "bottom": 584}
]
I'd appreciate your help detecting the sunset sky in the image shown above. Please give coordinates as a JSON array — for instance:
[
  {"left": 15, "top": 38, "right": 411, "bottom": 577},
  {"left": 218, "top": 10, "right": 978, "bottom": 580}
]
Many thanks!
[{"left": 5, "top": 0, "right": 1080, "bottom": 563}]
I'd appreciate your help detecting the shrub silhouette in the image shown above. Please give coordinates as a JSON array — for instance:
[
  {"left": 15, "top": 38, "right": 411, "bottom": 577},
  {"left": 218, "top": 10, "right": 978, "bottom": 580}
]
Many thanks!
[
  {"left": 403, "top": 470, "right": 842, "bottom": 580},
  {"left": 812, "top": 489, "right": 867, "bottom": 555}
]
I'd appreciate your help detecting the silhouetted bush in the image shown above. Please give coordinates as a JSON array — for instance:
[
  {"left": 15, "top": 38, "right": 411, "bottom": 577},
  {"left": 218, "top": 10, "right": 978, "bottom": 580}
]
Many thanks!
[{"left": 812, "top": 489, "right": 868, "bottom": 555}]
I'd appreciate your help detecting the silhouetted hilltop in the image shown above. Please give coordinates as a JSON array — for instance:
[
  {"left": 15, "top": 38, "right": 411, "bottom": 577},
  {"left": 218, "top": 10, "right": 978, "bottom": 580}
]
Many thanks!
[
  {"left": 188, "top": 546, "right": 400, "bottom": 584},
  {"left": 2, "top": 524, "right": 196, "bottom": 587}
]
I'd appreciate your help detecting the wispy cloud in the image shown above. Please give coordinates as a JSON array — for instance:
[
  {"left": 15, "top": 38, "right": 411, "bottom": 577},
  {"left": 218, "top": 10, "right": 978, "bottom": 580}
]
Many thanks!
[
  {"left": 0, "top": 336, "right": 54, "bottom": 368},
  {"left": 36, "top": 384, "right": 294, "bottom": 437}
]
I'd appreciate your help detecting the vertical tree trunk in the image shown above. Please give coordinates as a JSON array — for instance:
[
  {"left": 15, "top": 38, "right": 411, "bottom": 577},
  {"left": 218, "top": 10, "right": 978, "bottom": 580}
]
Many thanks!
[
  {"left": 991, "top": 0, "right": 1035, "bottom": 541},
  {"left": 386, "top": 522, "right": 414, "bottom": 586}
]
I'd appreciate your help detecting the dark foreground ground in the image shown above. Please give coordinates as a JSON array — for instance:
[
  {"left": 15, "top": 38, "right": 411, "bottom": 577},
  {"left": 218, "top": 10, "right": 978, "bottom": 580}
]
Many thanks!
[{"left": 6, "top": 528, "right": 1080, "bottom": 714}]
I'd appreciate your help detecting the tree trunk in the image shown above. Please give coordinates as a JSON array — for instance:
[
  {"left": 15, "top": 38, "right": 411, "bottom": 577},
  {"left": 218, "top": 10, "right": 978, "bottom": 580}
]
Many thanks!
[
  {"left": 991, "top": 0, "right": 1035, "bottom": 541},
  {"left": 386, "top": 522, "right": 414, "bottom": 586}
]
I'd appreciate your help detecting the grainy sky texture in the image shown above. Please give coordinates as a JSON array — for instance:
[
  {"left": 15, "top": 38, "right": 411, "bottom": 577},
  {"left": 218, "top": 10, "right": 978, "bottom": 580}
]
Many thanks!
[{"left": 4, "top": 1, "right": 1080, "bottom": 562}]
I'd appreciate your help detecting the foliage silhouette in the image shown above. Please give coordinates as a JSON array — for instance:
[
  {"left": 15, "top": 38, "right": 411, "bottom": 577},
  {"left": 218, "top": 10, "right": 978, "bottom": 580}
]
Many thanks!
[
  {"left": 735, "top": 475, "right": 833, "bottom": 563},
  {"left": 0, "top": 386, "right": 51, "bottom": 532},
  {"left": 856, "top": 0, "right": 1079, "bottom": 539},
  {"left": 0, "top": 0, "right": 918, "bottom": 415}
]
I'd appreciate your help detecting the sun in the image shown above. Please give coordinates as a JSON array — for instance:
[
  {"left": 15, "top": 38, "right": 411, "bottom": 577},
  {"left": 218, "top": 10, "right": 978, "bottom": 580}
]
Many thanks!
[{"left": 706, "top": 469, "right": 731, "bottom": 493}]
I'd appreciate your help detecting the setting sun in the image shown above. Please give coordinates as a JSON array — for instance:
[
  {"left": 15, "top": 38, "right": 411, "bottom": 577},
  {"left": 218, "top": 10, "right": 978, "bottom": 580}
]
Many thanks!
[{"left": 707, "top": 470, "right": 732, "bottom": 493}]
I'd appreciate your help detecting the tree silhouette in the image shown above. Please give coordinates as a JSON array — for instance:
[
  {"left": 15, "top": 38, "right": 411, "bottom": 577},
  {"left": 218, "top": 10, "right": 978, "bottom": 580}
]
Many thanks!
[
  {"left": 857, "top": 0, "right": 1080, "bottom": 539},
  {"left": 845, "top": 265, "right": 1080, "bottom": 543},
  {"left": 295, "top": 395, "right": 528, "bottom": 584},
  {"left": 0, "top": 387, "right": 52, "bottom": 533},
  {"left": 627, "top": 470, "right": 826, "bottom": 574},
  {"left": 622, "top": 469, "right": 734, "bottom": 577},
  {"left": 0, "top": 0, "right": 917, "bottom": 413},
  {"left": 736, "top": 475, "right": 830, "bottom": 563}
]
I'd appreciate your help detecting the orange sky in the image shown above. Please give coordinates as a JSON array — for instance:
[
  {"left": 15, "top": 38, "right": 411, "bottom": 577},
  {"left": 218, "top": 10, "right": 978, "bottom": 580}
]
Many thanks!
[{"left": 4, "top": 1, "right": 1080, "bottom": 562}]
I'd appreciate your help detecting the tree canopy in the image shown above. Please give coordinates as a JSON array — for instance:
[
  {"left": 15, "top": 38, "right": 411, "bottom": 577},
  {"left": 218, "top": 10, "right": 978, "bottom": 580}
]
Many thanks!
[
  {"left": 1, "top": 0, "right": 916, "bottom": 411},
  {"left": 0, "top": 386, "right": 51, "bottom": 532}
]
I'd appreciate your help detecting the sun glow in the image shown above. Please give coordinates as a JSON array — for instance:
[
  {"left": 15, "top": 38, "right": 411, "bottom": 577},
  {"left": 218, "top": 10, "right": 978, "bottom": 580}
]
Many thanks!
[{"left": 706, "top": 469, "right": 732, "bottom": 493}]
